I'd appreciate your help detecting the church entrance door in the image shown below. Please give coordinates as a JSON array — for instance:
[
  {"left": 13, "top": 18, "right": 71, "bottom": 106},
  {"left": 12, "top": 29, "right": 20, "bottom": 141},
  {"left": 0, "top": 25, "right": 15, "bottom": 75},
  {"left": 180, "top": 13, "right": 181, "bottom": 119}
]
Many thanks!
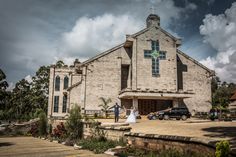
[{"left": 138, "top": 99, "right": 173, "bottom": 115}]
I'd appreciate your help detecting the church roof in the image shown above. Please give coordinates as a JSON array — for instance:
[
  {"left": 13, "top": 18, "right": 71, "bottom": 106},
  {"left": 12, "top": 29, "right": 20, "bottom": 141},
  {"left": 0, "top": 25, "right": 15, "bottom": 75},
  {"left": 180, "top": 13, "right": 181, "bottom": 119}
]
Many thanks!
[
  {"left": 177, "top": 49, "right": 215, "bottom": 75},
  {"left": 80, "top": 24, "right": 214, "bottom": 76},
  {"left": 82, "top": 43, "right": 124, "bottom": 66},
  {"left": 81, "top": 25, "right": 181, "bottom": 66}
]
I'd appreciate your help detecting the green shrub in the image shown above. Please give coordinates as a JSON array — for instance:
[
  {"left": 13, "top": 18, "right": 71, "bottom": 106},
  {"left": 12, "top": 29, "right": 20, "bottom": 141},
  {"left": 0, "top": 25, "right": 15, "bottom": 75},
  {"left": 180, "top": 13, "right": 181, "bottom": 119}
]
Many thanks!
[
  {"left": 65, "top": 104, "right": 83, "bottom": 141},
  {"left": 215, "top": 140, "right": 230, "bottom": 157},
  {"left": 34, "top": 108, "right": 44, "bottom": 118},
  {"left": 38, "top": 111, "right": 47, "bottom": 136},
  {"left": 78, "top": 138, "right": 125, "bottom": 154}
]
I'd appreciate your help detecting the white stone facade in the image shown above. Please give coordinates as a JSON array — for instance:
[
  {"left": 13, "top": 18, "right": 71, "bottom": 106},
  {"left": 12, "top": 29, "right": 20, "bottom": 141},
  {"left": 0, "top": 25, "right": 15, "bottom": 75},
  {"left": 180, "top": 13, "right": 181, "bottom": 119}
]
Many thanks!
[{"left": 48, "top": 14, "right": 214, "bottom": 117}]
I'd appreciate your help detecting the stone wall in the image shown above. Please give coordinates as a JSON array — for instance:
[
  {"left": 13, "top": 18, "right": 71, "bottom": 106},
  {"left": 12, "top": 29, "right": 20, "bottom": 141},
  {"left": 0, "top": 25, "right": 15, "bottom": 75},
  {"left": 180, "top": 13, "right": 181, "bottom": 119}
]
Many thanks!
[
  {"left": 84, "top": 47, "right": 125, "bottom": 110},
  {"left": 177, "top": 51, "right": 212, "bottom": 113},
  {"left": 83, "top": 122, "right": 131, "bottom": 141},
  {"left": 125, "top": 132, "right": 217, "bottom": 156},
  {"left": 99, "top": 126, "right": 132, "bottom": 141},
  {"left": 135, "top": 27, "right": 178, "bottom": 91}
]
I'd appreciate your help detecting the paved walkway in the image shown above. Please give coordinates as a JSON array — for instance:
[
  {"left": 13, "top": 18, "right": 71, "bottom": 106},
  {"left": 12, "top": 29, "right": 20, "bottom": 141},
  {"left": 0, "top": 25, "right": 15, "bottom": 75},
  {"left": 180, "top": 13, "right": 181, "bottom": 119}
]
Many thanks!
[{"left": 0, "top": 137, "right": 111, "bottom": 157}]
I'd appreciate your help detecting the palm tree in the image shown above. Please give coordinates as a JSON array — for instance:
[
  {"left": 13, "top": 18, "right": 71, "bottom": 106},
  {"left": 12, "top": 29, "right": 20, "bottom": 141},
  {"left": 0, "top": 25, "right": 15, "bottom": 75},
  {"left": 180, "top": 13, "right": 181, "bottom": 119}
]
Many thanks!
[{"left": 98, "top": 97, "right": 112, "bottom": 118}]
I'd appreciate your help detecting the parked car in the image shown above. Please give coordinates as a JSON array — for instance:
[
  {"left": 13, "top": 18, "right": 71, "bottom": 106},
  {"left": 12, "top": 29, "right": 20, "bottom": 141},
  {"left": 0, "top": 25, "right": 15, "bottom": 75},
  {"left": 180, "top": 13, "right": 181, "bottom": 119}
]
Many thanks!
[
  {"left": 158, "top": 107, "right": 191, "bottom": 120},
  {"left": 147, "top": 108, "right": 171, "bottom": 120}
]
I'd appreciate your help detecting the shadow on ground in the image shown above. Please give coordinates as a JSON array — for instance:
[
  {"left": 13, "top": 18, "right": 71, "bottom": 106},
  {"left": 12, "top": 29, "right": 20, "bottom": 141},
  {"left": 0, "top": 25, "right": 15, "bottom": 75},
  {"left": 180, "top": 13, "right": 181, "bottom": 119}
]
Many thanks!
[
  {"left": 202, "top": 126, "right": 236, "bottom": 153},
  {"left": 0, "top": 142, "right": 14, "bottom": 147}
]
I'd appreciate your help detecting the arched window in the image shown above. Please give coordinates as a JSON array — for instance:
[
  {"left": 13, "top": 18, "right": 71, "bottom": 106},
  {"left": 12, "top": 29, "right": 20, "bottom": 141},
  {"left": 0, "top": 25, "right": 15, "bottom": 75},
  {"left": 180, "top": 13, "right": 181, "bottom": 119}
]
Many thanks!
[
  {"left": 62, "top": 95, "right": 67, "bottom": 113},
  {"left": 64, "top": 76, "right": 69, "bottom": 89},
  {"left": 55, "top": 76, "right": 60, "bottom": 91}
]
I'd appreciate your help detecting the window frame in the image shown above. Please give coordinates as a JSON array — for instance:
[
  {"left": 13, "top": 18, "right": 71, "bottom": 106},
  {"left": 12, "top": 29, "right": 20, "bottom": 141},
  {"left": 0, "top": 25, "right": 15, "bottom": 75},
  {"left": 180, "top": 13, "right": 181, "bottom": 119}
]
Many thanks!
[
  {"left": 55, "top": 76, "right": 60, "bottom": 91},
  {"left": 63, "top": 76, "right": 69, "bottom": 89},
  {"left": 62, "top": 95, "right": 67, "bottom": 113},
  {"left": 53, "top": 96, "right": 59, "bottom": 113}
]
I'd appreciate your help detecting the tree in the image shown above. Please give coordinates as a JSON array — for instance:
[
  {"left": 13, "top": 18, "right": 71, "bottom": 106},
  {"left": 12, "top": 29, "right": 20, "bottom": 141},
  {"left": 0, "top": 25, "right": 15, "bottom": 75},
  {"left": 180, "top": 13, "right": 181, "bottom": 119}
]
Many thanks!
[
  {"left": 0, "top": 69, "right": 10, "bottom": 113},
  {"left": 30, "top": 66, "right": 50, "bottom": 112},
  {"left": 0, "top": 65, "right": 50, "bottom": 121},
  {"left": 0, "top": 69, "right": 8, "bottom": 90},
  {"left": 211, "top": 76, "right": 220, "bottom": 94},
  {"left": 55, "top": 60, "right": 65, "bottom": 68},
  {"left": 212, "top": 77, "right": 236, "bottom": 109},
  {"left": 65, "top": 104, "right": 83, "bottom": 141},
  {"left": 98, "top": 97, "right": 112, "bottom": 118},
  {"left": 38, "top": 111, "right": 47, "bottom": 136}
]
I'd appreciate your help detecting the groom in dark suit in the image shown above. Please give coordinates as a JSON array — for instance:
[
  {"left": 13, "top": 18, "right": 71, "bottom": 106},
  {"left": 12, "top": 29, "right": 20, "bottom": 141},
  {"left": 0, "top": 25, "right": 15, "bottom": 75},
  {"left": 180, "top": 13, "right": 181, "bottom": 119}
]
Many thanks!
[{"left": 110, "top": 103, "right": 122, "bottom": 123}]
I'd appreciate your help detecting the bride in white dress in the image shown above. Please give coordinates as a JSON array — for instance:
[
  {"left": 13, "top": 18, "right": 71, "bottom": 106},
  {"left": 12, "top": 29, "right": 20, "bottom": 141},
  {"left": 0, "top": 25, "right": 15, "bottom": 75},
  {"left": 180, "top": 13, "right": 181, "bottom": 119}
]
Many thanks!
[{"left": 126, "top": 107, "right": 136, "bottom": 123}]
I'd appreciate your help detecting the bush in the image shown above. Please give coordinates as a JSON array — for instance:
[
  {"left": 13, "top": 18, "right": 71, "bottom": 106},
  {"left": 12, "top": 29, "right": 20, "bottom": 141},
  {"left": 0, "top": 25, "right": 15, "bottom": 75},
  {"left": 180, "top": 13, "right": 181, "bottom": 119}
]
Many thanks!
[
  {"left": 29, "top": 123, "right": 39, "bottom": 137},
  {"left": 78, "top": 138, "right": 125, "bottom": 154},
  {"left": 38, "top": 111, "right": 47, "bottom": 136},
  {"left": 52, "top": 122, "right": 67, "bottom": 140},
  {"left": 65, "top": 104, "right": 83, "bottom": 141},
  {"left": 215, "top": 140, "right": 230, "bottom": 157}
]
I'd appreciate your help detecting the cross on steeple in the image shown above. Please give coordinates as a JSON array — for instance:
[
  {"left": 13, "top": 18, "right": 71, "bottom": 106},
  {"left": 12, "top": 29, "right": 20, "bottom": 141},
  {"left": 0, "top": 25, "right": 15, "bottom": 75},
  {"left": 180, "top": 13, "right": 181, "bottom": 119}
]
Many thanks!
[
  {"left": 150, "top": 6, "right": 155, "bottom": 14},
  {"left": 144, "top": 41, "right": 166, "bottom": 76}
]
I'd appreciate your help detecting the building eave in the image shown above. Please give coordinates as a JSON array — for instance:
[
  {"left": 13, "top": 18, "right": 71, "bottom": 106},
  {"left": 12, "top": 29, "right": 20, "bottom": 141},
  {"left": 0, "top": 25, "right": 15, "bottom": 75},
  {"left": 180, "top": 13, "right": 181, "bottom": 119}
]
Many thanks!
[
  {"left": 177, "top": 49, "right": 215, "bottom": 76},
  {"left": 81, "top": 43, "right": 124, "bottom": 66}
]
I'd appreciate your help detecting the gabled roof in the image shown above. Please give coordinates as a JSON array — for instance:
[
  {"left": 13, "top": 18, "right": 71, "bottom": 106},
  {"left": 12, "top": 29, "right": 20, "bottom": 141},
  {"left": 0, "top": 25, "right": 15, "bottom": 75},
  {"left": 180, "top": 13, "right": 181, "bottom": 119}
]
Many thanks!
[
  {"left": 81, "top": 43, "right": 124, "bottom": 66},
  {"left": 81, "top": 25, "right": 181, "bottom": 66},
  {"left": 177, "top": 49, "right": 215, "bottom": 75}
]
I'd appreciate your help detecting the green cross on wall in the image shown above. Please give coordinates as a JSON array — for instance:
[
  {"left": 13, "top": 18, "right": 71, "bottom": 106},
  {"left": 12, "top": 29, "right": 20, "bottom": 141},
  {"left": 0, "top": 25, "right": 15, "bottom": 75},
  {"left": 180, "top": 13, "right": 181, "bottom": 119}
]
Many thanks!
[
  {"left": 151, "top": 49, "right": 160, "bottom": 59},
  {"left": 144, "top": 41, "right": 166, "bottom": 76}
]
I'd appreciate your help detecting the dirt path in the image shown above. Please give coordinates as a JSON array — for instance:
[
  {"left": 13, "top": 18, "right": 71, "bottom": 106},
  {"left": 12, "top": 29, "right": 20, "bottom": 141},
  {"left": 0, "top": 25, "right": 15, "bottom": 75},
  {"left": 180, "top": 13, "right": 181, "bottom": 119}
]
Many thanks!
[{"left": 0, "top": 136, "right": 111, "bottom": 157}]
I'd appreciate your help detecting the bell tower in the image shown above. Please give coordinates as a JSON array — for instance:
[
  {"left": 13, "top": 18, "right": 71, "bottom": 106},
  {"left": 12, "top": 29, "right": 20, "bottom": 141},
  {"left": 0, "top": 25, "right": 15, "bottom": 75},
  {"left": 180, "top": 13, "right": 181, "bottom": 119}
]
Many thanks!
[{"left": 146, "top": 14, "right": 160, "bottom": 28}]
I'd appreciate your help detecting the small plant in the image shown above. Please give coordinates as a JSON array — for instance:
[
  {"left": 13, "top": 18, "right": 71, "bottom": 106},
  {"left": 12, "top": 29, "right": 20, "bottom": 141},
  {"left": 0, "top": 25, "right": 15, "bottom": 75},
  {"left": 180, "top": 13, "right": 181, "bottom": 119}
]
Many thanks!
[
  {"left": 98, "top": 97, "right": 111, "bottom": 118},
  {"left": 90, "top": 121, "right": 107, "bottom": 141},
  {"left": 65, "top": 104, "right": 83, "bottom": 141},
  {"left": 94, "top": 113, "right": 98, "bottom": 118},
  {"left": 215, "top": 140, "right": 230, "bottom": 157},
  {"left": 29, "top": 123, "right": 39, "bottom": 137},
  {"left": 38, "top": 111, "right": 47, "bottom": 136},
  {"left": 77, "top": 138, "right": 125, "bottom": 154},
  {"left": 52, "top": 122, "right": 67, "bottom": 140}
]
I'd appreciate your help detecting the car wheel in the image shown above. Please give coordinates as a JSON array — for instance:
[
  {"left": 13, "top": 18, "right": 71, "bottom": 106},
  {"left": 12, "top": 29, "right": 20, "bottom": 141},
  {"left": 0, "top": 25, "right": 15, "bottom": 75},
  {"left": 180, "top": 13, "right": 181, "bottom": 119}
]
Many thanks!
[
  {"left": 164, "top": 115, "right": 169, "bottom": 120},
  {"left": 181, "top": 115, "right": 187, "bottom": 120},
  {"left": 158, "top": 115, "right": 163, "bottom": 120}
]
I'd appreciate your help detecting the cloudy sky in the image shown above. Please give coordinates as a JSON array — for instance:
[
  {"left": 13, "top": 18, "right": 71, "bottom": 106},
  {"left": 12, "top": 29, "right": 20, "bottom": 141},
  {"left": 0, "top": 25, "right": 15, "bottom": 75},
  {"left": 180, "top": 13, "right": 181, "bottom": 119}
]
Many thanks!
[{"left": 0, "top": 0, "right": 236, "bottom": 87}]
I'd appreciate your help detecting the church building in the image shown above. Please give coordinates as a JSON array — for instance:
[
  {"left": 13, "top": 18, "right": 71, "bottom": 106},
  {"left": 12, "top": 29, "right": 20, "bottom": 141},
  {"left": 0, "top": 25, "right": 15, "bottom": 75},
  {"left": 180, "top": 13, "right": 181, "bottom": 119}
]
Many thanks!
[{"left": 47, "top": 14, "right": 215, "bottom": 118}]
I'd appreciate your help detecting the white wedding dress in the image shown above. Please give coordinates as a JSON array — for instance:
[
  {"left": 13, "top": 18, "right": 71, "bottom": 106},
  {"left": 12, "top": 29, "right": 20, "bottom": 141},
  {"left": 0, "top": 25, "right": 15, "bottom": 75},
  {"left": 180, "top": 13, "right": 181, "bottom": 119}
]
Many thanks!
[{"left": 126, "top": 109, "right": 136, "bottom": 123}]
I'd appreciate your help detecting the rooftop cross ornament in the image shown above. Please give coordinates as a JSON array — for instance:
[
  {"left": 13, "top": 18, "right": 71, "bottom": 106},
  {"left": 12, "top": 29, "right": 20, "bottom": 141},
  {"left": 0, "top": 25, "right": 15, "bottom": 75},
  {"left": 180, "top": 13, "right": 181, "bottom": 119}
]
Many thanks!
[
  {"left": 150, "top": 6, "right": 155, "bottom": 14},
  {"left": 144, "top": 41, "right": 166, "bottom": 76}
]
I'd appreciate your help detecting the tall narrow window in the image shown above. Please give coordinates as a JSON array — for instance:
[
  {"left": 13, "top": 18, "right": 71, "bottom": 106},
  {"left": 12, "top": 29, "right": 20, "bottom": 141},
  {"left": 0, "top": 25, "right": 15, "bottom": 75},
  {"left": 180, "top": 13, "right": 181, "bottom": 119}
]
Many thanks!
[
  {"left": 64, "top": 76, "right": 69, "bottom": 89},
  {"left": 62, "top": 95, "right": 67, "bottom": 113},
  {"left": 55, "top": 76, "right": 60, "bottom": 91},
  {"left": 54, "top": 96, "right": 59, "bottom": 113},
  {"left": 144, "top": 40, "right": 166, "bottom": 76}
]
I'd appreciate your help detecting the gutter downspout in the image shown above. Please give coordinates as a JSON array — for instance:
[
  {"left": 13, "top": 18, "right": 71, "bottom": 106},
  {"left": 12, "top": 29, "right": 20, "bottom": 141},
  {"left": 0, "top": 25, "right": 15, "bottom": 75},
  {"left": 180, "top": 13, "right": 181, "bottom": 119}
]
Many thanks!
[
  {"left": 51, "top": 66, "right": 55, "bottom": 117},
  {"left": 83, "top": 66, "right": 88, "bottom": 115}
]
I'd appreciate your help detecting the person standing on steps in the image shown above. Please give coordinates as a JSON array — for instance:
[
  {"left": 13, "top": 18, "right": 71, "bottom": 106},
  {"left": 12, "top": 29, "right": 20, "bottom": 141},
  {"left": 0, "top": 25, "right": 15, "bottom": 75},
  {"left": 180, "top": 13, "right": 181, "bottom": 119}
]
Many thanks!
[{"left": 110, "top": 102, "right": 122, "bottom": 123}]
